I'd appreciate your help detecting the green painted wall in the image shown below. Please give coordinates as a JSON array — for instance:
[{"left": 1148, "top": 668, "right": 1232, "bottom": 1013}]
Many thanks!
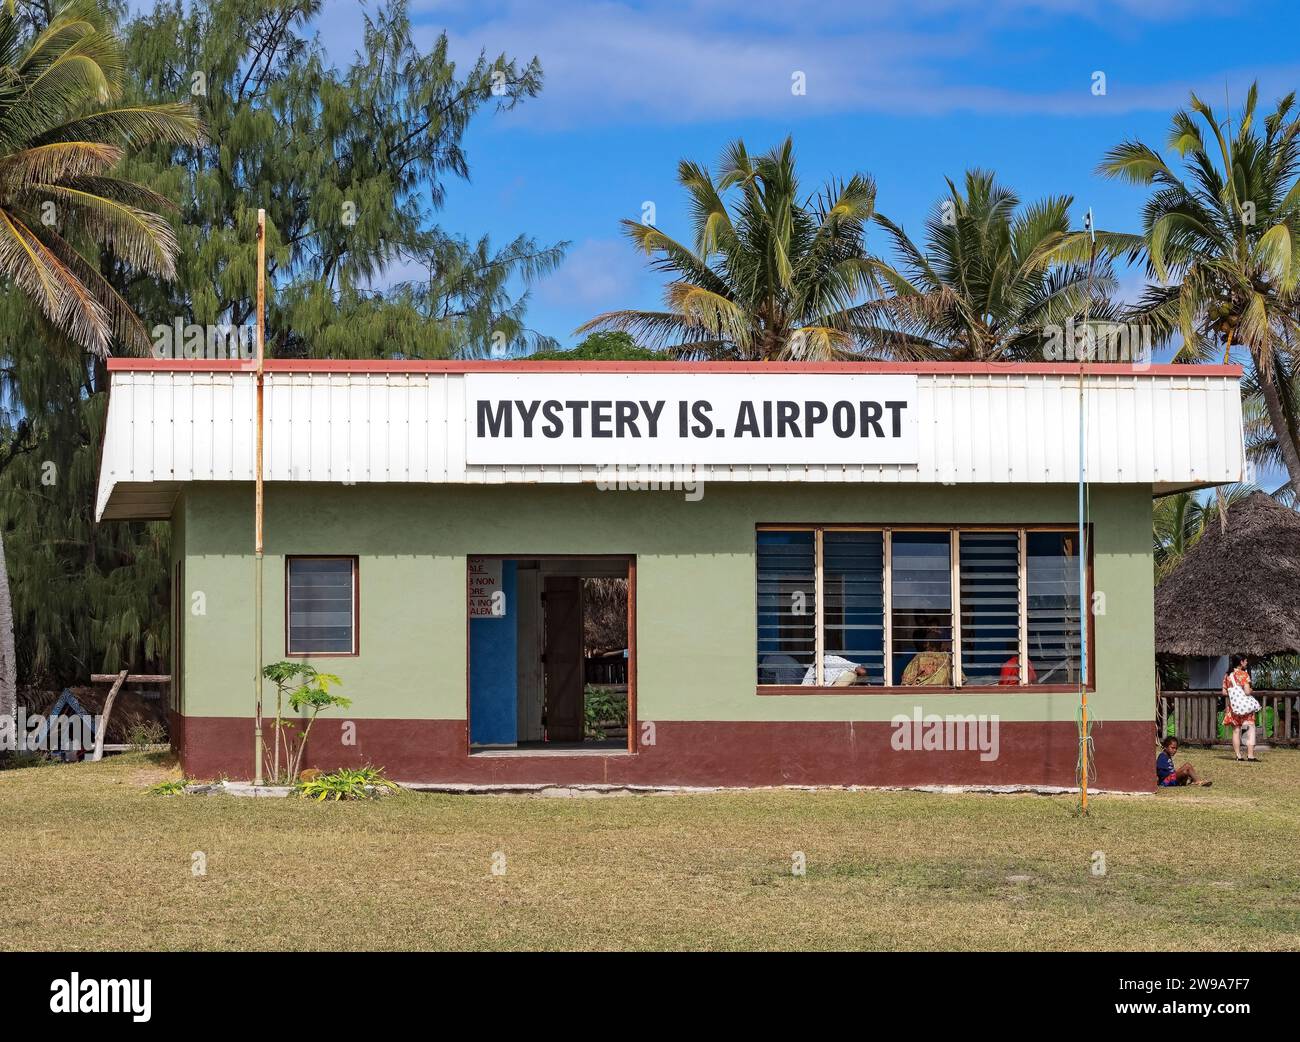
[
  {"left": 170, "top": 490, "right": 186, "bottom": 715},
  {"left": 175, "top": 481, "right": 1154, "bottom": 725}
]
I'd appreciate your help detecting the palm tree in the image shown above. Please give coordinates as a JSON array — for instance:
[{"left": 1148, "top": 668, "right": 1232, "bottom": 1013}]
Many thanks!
[
  {"left": 1099, "top": 83, "right": 1300, "bottom": 496},
  {"left": 0, "top": 1, "right": 200, "bottom": 353},
  {"left": 577, "top": 137, "right": 885, "bottom": 359},
  {"left": 1241, "top": 363, "right": 1300, "bottom": 501},
  {"left": 858, "top": 170, "right": 1137, "bottom": 361},
  {"left": 0, "top": 1, "right": 201, "bottom": 726}
]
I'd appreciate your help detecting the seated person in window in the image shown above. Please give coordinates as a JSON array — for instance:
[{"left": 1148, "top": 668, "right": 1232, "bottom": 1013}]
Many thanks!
[
  {"left": 998, "top": 654, "right": 1036, "bottom": 685},
  {"left": 759, "top": 653, "right": 805, "bottom": 686},
  {"left": 801, "top": 654, "right": 868, "bottom": 687},
  {"left": 901, "top": 628, "right": 955, "bottom": 686}
]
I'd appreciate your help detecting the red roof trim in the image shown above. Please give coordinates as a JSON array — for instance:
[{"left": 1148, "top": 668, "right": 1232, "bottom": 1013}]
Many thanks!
[{"left": 106, "top": 358, "right": 1245, "bottom": 378}]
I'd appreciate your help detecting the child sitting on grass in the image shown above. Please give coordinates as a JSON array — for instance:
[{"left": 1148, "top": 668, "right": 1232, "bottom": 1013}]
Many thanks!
[{"left": 1156, "top": 736, "right": 1212, "bottom": 787}]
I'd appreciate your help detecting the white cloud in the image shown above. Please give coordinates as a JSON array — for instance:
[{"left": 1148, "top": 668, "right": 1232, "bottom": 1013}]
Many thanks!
[
  {"left": 122, "top": 0, "right": 1285, "bottom": 127},
  {"left": 536, "top": 237, "right": 651, "bottom": 322},
  {"left": 425, "top": 0, "right": 1284, "bottom": 127}
]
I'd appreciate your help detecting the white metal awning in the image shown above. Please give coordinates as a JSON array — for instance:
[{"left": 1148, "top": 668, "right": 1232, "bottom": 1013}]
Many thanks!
[{"left": 96, "top": 359, "right": 1246, "bottom": 521}]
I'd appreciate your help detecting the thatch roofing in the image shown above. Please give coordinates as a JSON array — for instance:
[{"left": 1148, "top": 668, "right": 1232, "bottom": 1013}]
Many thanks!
[{"left": 1155, "top": 491, "right": 1300, "bottom": 657}]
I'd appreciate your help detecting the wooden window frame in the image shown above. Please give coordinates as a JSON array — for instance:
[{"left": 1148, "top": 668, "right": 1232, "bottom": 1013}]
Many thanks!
[
  {"left": 755, "top": 522, "right": 1094, "bottom": 695},
  {"left": 284, "top": 555, "right": 360, "bottom": 658}
]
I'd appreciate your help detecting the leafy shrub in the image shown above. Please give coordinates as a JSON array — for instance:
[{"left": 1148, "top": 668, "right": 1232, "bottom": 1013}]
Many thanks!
[
  {"left": 294, "top": 765, "right": 398, "bottom": 802},
  {"left": 583, "top": 685, "right": 628, "bottom": 740},
  {"left": 261, "top": 662, "right": 350, "bottom": 784}
]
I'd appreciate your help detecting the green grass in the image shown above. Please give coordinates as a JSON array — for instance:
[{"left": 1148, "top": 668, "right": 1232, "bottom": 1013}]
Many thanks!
[{"left": 1, "top": 749, "right": 1298, "bottom": 950}]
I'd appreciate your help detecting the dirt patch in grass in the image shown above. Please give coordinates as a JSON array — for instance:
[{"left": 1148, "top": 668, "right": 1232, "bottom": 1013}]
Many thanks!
[{"left": 1, "top": 749, "right": 1298, "bottom": 951}]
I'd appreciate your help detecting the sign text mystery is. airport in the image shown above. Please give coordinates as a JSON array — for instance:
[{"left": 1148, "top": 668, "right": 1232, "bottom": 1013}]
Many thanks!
[{"left": 476, "top": 399, "right": 909, "bottom": 440}]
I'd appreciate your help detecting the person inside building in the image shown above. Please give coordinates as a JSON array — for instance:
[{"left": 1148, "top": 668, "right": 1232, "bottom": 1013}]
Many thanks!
[
  {"left": 802, "top": 655, "right": 868, "bottom": 687},
  {"left": 901, "top": 626, "right": 955, "bottom": 686},
  {"left": 1156, "top": 736, "right": 1211, "bottom": 787},
  {"left": 998, "top": 654, "right": 1037, "bottom": 685}
]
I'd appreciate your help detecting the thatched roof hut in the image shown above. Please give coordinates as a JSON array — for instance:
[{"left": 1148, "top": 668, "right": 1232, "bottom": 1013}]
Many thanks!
[{"left": 1155, "top": 491, "right": 1300, "bottom": 657}]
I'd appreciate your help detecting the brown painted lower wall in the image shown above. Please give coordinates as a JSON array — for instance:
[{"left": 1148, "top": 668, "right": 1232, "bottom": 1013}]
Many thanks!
[{"left": 169, "top": 712, "right": 1156, "bottom": 791}]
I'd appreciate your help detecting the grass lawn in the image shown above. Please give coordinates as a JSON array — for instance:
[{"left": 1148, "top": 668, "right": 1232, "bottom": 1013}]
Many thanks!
[{"left": 1, "top": 749, "right": 1298, "bottom": 951}]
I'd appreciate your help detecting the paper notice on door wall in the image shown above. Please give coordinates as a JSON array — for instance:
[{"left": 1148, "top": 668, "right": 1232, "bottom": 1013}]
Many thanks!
[{"left": 467, "top": 557, "right": 505, "bottom": 618}]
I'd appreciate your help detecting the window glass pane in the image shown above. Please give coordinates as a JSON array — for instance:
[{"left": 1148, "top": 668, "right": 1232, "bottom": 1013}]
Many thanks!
[
  {"left": 891, "top": 532, "right": 953, "bottom": 685},
  {"left": 959, "top": 532, "right": 1021, "bottom": 685},
  {"left": 756, "top": 531, "right": 816, "bottom": 685},
  {"left": 1026, "top": 532, "right": 1083, "bottom": 685},
  {"left": 822, "top": 531, "right": 884, "bottom": 685},
  {"left": 288, "top": 557, "right": 355, "bottom": 654}
]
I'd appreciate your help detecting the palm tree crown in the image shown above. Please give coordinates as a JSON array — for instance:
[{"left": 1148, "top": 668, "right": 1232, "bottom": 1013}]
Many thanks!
[
  {"left": 861, "top": 170, "right": 1134, "bottom": 361},
  {"left": 1100, "top": 83, "right": 1300, "bottom": 493},
  {"left": 577, "top": 137, "right": 883, "bottom": 360},
  {"left": 0, "top": 0, "right": 202, "bottom": 354}
]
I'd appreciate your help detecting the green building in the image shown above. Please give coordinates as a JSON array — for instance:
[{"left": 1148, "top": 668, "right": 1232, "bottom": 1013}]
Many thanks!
[{"left": 96, "top": 359, "right": 1245, "bottom": 790}]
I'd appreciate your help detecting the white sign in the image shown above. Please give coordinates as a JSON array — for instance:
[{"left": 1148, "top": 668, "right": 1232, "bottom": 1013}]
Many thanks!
[
  {"left": 464, "top": 373, "right": 918, "bottom": 465},
  {"left": 467, "top": 557, "right": 504, "bottom": 618}
]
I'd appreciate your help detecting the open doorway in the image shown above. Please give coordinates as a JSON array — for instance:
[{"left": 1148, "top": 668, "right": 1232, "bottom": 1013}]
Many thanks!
[{"left": 468, "top": 555, "right": 633, "bottom": 754}]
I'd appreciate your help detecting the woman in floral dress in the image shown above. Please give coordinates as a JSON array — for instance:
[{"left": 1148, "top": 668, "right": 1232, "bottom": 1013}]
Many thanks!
[{"left": 1222, "top": 653, "right": 1262, "bottom": 762}]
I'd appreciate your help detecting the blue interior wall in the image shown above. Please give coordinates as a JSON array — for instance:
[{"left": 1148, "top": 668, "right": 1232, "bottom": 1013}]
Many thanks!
[{"left": 469, "top": 560, "right": 518, "bottom": 746}]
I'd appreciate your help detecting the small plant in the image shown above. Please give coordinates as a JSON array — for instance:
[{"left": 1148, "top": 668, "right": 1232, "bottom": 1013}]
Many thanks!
[
  {"left": 147, "top": 779, "right": 188, "bottom": 796},
  {"left": 583, "top": 685, "right": 628, "bottom": 740},
  {"left": 127, "top": 721, "right": 167, "bottom": 751},
  {"left": 294, "top": 765, "right": 398, "bottom": 802},
  {"left": 261, "top": 662, "right": 349, "bottom": 784}
]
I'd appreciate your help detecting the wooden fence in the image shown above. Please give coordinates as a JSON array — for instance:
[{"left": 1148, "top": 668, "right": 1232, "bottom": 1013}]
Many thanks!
[
  {"left": 585, "top": 655, "right": 627, "bottom": 686},
  {"left": 1158, "top": 689, "right": 1300, "bottom": 747}
]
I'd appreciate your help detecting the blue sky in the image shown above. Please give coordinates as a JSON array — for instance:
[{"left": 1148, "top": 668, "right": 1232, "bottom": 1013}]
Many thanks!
[{"left": 314, "top": 0, "right": 1300, "bottom": 347}]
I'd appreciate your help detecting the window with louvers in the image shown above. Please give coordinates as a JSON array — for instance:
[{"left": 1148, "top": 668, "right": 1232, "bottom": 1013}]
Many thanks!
[
  {"left": 890, "top": 532, "right": 953, "bottom": 685},
  {"left": 755, "top": 525, "right": 1087, "bottom": 689},
  {"left": 1026, "top": 532, "right": 1082, "bottom": 685},
  {"left": 756, "top": 530, "right": 816, "bottom": 685},
  {"left": 823, "top": 531, "right": 885, "bottom": 684},
  {"left": 959, "top": 532, "right": 1020, "bottom": 685},
  {"left": 287, "top": 557, "right": 356, "bottom": 655}
]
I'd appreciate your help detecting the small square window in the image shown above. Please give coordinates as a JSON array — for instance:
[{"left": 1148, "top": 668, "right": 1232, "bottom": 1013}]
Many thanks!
[{"left": 286, "top": 557, "right": 357, "bottom": 655}]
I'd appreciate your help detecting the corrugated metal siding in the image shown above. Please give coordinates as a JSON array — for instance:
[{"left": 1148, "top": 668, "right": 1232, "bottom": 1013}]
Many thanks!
[{"left": 97, "top": 370, "right": 1245, "bottom": 520}]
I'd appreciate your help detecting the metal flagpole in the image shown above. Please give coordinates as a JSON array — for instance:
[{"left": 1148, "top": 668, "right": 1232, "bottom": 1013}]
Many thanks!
[
  {"left": 253, "top": 209, "right": 266, "bottom": 786},
  {"left": 1078, "top": 207, "right": 1095, "bottom": 815}
]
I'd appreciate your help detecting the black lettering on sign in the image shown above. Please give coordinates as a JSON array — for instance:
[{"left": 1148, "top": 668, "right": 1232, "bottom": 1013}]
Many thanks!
[
  {"left": 804, "top": 400, "right": 827, "bottom": 437},
  {"left": 478, "top": 400, "right": 511, "bottom": 437},
  {"left": 690, "top": 400, "right": 714, "bottom": 437},
  {"left": 861, "top": 400, "right": 884, "bottom": 438},
  {"left": 735, "top": 400, "right": 760, "bottom": 437},
  {"left": 516, "top": 399, "right": 541, "bottom": 437},
  {"left": 885, "top": 401, "right": 907, "bottom": 437},
  {"left": 641, "top": 400, "right": 664, "bottom": 437},
  {"left": 776, "top": 401, "right": 800, "bottom": 438},
  {"left": 541, "top": 400, "right": 563, "bottom": 438}
]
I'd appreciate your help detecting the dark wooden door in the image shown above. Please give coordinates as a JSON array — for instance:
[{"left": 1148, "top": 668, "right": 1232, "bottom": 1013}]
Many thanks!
[{"left": 543, "top": 576, "right": 584, "bottom": 742}]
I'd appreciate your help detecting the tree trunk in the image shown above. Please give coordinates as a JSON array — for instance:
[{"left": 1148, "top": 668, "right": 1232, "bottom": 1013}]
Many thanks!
[
  {"left": 0, "top": 526, "right": 17, "bottom": 728},
  {"left": 1256, "top": 358, "right": 1300, "bottom": 496},
  {"left": 91, "top": 670, "right": 128, "bottom": 762}
]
